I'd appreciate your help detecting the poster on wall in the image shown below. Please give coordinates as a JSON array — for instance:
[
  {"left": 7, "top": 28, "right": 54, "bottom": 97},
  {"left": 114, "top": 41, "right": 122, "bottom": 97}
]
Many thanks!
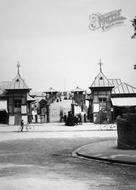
[
  {"left": 9, "top": 116, "right": 15, "bottom": 125},
  {"left": 93, "top": 103, "right": 99, "bottom": 112},
  {"left": 0, "top": 100, "right": 7, "bottom": 111},
  {"left": 21, "top": 105, "right": 27, "bottom": 114}
]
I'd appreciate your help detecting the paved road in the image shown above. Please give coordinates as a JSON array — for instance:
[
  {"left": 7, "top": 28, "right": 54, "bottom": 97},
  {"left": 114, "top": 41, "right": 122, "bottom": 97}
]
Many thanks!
[{"left": 0, "top": 125, "right": 135, "bottom": 190}]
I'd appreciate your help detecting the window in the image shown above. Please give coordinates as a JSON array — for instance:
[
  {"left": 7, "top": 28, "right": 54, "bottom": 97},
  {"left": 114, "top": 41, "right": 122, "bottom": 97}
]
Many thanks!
[
  {"left": 14, "top": 100, "right": 21, "bottom": 108},
  {"left": 99, "top": 98, "right": 107, "bottom": 103}
]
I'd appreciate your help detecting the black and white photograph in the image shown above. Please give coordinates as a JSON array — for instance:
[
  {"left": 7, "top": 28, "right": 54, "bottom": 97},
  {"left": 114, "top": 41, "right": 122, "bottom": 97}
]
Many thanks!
[{"left": 0, "top": 0, "right": 136, "bottom": 189}]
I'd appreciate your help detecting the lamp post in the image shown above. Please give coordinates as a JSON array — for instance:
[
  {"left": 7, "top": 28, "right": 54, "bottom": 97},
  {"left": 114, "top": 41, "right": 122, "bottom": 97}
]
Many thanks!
[
  {"left": 82, "top": 91, "right": 86, "bottom": 112},
  {"left": 71, "top": 92, "right": 75, "bottom": 116}
]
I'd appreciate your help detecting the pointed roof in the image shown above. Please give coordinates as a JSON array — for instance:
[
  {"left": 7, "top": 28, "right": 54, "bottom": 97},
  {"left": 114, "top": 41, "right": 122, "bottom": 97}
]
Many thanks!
[
  {"left": 6, "top": 63, "right": 30, "bottom": 90},
  {"left": 7, "top": 74, "right": 29, "bottom": 90},
  {"left": 71, "top": 86, "right": 84, "bottom": 92},
  {"left": 109, "top": 79, "right": 122, "bottom": 87},
  {"left": 91, "top": 71, "right": 113, "bottom": 88},
  {"left": 90, "top": 60, "right": 114, "bottom": 88},
  {"left": 112, "top": 82, "right": 136, "bottom": 94},
  {"left": 45, "top": 87, "right": 58, "bottom": 93}
]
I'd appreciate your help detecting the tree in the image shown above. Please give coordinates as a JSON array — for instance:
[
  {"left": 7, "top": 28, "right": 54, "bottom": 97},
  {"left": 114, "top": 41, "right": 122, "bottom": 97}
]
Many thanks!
[{"left": 131, "top": 16, "right": 136, "bottom": 39}]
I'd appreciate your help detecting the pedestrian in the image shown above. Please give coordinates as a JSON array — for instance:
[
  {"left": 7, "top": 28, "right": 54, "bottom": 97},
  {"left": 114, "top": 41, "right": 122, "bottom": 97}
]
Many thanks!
[
  {"left": 63, "top": 113, "right": 67, "bottom": 123},
  {"left": 60, "top": 110, "right": 63, "bottom": 122},
  {"left": 84, "top": 113, "right": 87, "bottom": 122},
  {"left": 74, "top": 115, "right": 78, "bottom": 125},
  {"left": 20, "top": 119, "right": 24, "bottom": 132},
  {"left": 77, "top": 114, "right": 80, "bottom": 125}
]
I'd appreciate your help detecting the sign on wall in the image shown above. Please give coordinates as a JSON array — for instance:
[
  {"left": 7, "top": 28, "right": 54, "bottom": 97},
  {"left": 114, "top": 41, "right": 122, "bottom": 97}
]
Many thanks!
[
  {"left": 9, "top": 116, "right": 15, "bottom": 125},
  {"left": 0, "top": 100, "right": 7, "bottom": 111},
  {"left": 21, "top": 105, "right": 27, "bottom": 114},
  {"left": 93, "top": 103, "right": 99, "bottom": 112}
]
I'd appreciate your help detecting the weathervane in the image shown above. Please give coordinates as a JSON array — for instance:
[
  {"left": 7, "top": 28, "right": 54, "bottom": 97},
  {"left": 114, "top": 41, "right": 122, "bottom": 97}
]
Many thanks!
[
  {"left": 17, "top": 61, "right": 21, "bottom": 75},
  {"left": 98, "top": 59, "right": 103, "bottom": 72}
]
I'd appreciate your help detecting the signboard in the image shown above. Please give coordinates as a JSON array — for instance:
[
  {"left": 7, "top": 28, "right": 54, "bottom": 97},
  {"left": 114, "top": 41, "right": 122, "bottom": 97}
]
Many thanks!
[
  {"left": 75, "top": 106, "right": 81, "bottom": 114},
  {"left": 32, "top": 110, "right": 37, "bottom": 116},
  {"left": 9, "top": 116, "right": 15, "bottom": 125},
  {"left": 93, "top": 103, "right": 99, "bottom": 112},
  {"left": 21, "top": 105, "right": 27, "bottom": 114},
  {"left": 0, "top": 100, "right": 7, "bottom": 111}
]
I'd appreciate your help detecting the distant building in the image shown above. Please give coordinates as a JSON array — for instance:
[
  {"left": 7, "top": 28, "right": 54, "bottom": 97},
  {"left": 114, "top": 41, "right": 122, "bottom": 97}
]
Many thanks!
[
  {"left": 0, "top": 82, "right": 9, "bottom": 124},
  {"left": 89, "top": 61, "right": 114, "bottom": 123},
  {"left": 44, "top": 87, "right": 58, "bottom": 103},
  {"left": 0, "top": 63, "right": 34, "bottom": 125},
  {"left": 111, "top": 81, "right": 136, "bottom": 120},
  {"left": 89, "top": 61, "right": 136, "bottom": 123},
  {"left": 71, "top": 86, "right": 86, "bottom": 113}
]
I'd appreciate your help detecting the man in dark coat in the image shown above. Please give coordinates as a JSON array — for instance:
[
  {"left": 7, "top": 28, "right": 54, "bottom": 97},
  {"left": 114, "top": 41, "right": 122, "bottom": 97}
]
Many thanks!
[{"left": 20, "top": 120, "right": 24, "bottom": 132}]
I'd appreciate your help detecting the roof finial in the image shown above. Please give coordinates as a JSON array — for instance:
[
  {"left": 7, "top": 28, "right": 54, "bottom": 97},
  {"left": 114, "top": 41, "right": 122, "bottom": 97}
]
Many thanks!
[
  {"left": 17, "top": 61, "right": 21, "bottom": 75},
  {"left": 98, "top": 58, "right": 102, "bottom": 72}
]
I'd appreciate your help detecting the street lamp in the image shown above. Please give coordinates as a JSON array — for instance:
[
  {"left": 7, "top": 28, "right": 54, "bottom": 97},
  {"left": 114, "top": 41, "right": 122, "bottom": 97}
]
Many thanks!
[
  {"left": 82, "top": 91, "right": 86, "bottom": 112},
  {"left": 71, "top": 92, "right": 75, "bottom": 116}
]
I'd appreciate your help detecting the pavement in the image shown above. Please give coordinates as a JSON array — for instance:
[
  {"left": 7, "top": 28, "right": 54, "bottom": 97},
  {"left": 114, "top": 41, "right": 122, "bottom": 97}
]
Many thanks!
[
  {"left": 74, "top": 139, "right": 136, "bottom": 166},
  {"left": 0, "top": 122, "right": 117, "bottom": 132},
  {"left": 0, "top": 122, "right": 136, "bottom": 166},
  {"left": 0, "top": 122, "right": 117, "bottom": 142}
]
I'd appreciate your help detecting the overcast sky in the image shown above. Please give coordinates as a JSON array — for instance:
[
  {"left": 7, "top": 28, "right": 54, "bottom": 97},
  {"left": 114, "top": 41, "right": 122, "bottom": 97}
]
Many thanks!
[{"left": 0, "top": 0, "right": 136, "bottom": 92}]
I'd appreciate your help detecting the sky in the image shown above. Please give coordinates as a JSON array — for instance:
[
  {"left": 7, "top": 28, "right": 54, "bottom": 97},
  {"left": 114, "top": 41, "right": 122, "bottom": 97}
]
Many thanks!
[{"left": 0, "top": 0, "right": 136, "bottom": 92}]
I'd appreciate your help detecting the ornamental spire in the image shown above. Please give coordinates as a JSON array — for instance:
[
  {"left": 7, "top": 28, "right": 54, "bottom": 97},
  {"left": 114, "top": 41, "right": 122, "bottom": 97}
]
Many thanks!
[
  {"left": 98, "top": 58, "right": 103, "bottom": 72},
  {"left": 17, "top": 61, "right": 21, "bottom": 75}
]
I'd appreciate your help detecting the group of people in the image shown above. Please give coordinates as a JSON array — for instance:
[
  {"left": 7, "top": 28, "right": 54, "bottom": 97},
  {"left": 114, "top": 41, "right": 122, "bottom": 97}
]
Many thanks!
[
  {"left": 20, "top": 111, "right": 87, "bottom": 130},
  {"left": 64, "top": 111, "right": 86, "bottom": 126}
]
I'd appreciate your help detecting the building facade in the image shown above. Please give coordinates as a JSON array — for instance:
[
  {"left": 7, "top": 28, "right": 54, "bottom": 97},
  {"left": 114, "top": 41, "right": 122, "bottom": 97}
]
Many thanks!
[
  {"left": 89, "top": 65, "right": 114, "bottom": 123},
  {"left": 89, "top": 62, "right": 136, "bottom": 123},
  {"left": 0, "top": 64, "right": 33, "bottom": 125}
]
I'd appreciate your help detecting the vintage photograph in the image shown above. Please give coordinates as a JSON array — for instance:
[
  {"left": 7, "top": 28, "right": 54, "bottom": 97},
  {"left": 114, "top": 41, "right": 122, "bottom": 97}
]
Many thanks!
[{"left": 0, "top": 0, "right": 136, "bottom": 189}]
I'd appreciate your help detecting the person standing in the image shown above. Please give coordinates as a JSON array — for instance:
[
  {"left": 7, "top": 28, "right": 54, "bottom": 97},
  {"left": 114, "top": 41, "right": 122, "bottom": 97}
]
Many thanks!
[
  {"left": 20, "top": 119, "right": 24, "bottom": 132},
  {"left": 63, "top": 113, "right": 67, "bottom": 123}
]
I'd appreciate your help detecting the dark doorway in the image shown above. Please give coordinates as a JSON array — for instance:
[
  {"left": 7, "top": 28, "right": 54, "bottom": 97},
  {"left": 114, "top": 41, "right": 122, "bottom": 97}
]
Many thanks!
[{"left": 0, "top": 110, "right": 8, "bottom": 124}]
